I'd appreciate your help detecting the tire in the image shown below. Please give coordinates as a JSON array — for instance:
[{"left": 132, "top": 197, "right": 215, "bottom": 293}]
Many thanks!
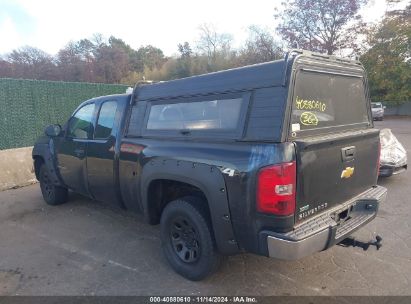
[
  {"left": 39, "top": 164, "right": 68, "bottom": 205},
  {"left": 160, "top": 197, "right": 224, "bottom": 281}
]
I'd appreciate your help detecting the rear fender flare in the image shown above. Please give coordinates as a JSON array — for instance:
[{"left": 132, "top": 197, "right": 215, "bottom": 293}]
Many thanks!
[{"left": 141, "top": 158, "right": 239, "bottom": 255}]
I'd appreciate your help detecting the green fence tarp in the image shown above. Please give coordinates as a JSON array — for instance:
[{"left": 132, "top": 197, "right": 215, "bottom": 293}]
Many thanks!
[{"left": 0, "top": 78, "right": 127, "bottom": 150}]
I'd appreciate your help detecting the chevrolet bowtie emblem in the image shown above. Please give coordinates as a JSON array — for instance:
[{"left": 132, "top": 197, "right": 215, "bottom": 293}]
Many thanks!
[{"left": 341, "top": 167, "right": 355, "bottom": 179}]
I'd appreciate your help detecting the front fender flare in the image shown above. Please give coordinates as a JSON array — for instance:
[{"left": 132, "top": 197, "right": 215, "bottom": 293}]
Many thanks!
[{"left": 32, "top": 139, "right": 64, "bottom": 186}]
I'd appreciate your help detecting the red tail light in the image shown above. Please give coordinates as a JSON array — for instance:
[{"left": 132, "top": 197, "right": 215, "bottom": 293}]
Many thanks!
[{"left": 256, "top": 161, "right": 296, "bottom": 216}]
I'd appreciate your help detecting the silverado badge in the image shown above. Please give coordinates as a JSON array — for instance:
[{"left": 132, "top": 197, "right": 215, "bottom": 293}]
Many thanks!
[{"left": 341, "top": 166, "right": 355, "bottom": 179}]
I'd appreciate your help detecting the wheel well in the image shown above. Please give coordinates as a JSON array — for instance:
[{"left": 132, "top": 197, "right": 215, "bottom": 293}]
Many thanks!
[
  {"left": 146, "top": 179, "right": 209, "bottom": 225},
  {"left": 33, "top": 156, "right": 44, "bottom": 180}
]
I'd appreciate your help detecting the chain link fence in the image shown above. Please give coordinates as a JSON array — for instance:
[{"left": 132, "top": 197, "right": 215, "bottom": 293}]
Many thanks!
[{"left": 0, "top": 78, "right": 128, "bottom": 150}]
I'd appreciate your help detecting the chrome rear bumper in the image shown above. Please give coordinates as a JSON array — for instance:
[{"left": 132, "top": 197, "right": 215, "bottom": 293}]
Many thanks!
[{"left": 262, "top": 185, "right": 387, "bottom": 260}]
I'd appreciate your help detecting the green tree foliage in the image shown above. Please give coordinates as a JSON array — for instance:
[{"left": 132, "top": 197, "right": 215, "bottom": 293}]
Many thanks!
[
  {"left": 360, "top": 3, "right": 411, "bottom": 104},
  {"left": 136, "top": 45, "right": 166, "bottom": 71},
  {"left": 108, "top": 36, "right": 140, "bottom": 72},
  {"left": 174, "top": 42, "right": 193, "bottom": 78}
]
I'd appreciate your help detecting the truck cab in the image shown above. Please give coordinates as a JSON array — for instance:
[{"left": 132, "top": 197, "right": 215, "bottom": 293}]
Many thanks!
[{"left": 33, "top": 50, "right": 387, "bottom": 281}]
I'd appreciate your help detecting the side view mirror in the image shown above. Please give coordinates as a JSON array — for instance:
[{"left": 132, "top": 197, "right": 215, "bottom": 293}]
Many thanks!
[
  {"left": 45, "top": 124, "right": 62, "bottom": 137},
  {"left": 383, "top": 106, "right": 387, "bottom": 109}
]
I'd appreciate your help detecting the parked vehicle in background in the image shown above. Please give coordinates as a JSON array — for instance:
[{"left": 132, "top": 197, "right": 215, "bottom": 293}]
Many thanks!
[
  {"left": 371, "top": 102, "right": 385, "bottom": 120},
  {"left": 32, "top": 50, "right": 387, "bottom": 280},
  {"left": 379, "top": 128, "right": 407, "bottom": 177}
]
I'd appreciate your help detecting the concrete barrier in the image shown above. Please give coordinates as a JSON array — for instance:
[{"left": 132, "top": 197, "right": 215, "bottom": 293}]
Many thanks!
[{"left": 0, "top": 146, "right": 37, "bottom": 191}]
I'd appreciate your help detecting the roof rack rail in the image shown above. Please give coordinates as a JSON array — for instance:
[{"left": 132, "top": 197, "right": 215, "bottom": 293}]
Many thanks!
[
  {"left": 130, "top": 80, "right": 163, "bottom": 105},
  {"left": 136, "top": 80, "right": 161, "bottom": 86},
  {"left": 285, "top": 49, "right": 362, "bottom": 65}
]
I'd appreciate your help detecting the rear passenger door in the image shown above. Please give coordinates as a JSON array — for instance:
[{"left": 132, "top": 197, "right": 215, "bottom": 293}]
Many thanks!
[{"left": 86, "top": 99, "right": 120, "bottom": 205}]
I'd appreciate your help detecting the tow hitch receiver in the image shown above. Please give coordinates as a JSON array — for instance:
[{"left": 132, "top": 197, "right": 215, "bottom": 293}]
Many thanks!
[{"left": 339, "top": 235, "right": 383, "bottom": 251}]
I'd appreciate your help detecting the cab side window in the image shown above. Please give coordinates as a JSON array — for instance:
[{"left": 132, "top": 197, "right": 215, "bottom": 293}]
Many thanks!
[
  {"left": 67, "top": 103, "right": 95, "bottom": 139},
  {"left": 94, "top": 101, "right": 118, "bottom": 139}
]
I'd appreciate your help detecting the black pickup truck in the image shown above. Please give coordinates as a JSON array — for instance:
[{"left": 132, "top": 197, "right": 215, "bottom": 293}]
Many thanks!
[{"left": 33, "top": 50, "right": 387, "bottom": 280}]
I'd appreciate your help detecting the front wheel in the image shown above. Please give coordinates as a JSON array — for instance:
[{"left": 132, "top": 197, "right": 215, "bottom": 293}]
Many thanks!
[
  {"left": 39, "top": 164, "right": 68, "bottom": 205},
  {"left": 160, "top": 198, "right": 224, "bottom": 281}
]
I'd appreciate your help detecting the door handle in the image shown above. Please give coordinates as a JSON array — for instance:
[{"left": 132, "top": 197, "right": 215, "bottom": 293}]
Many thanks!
[
  {"left": 74, "top": 148, "right": 85, "bottom": 157},
  {"left": 341, "top": 146, "right": 356, "bottom": 161}
]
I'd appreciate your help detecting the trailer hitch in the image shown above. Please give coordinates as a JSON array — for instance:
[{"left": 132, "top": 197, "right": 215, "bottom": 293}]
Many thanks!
[{"left": 339, "top": 235, "right": 382, "bottom": 251}]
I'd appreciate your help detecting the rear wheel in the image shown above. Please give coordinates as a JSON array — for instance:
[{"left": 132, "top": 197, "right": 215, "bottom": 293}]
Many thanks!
[
  {"left": 160, "top": 197, "right": 224, "bottom": 281},
  {"left": 39, "top": 164, "right": 68, "bottom": 205}
]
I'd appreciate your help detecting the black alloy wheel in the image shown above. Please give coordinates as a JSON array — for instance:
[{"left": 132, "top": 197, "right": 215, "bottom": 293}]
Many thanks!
[
  {"left": 160, "top": 197, "right": 224, "bottom": 280},
  {"left": 170, "top": 216, "right": 201, "bottom": 263}
]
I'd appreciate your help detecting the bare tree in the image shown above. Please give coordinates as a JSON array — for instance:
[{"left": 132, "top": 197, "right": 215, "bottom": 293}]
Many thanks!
[
  {"left": 237, "top": 26, "right": 284, "bottom": 65},
  {"left": 196, "top": 23, "right": 233, "bottom": 69},
  {"left": 91, "top": 33, "right": 105, "bottom": 48},
  {"left": 0, "top": 58, "right": 12, "bottom": 78},
  {"left": 93, "top": 45, "right": 129, "bottom": 83},
  {"left": 57, "top": 40, "right": 96, "bottom": 82},
  {"left": 275, "top": 0, "right": 368, "bottom": 55},
  {"left": 7, "top": 46, "right": 57, "bottom": 80}
]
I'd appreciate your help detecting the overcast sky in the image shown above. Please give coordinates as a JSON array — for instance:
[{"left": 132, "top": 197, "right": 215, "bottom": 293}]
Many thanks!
[{"left": 0, "top": 0, "right": 399, "bottom": 57}]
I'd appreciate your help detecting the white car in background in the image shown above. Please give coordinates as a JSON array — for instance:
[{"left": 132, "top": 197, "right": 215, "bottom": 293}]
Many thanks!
[
  {"left": 372, "top": 102, "right": 385, "bottom": 121},
  {"left": 379, "top": 128, "right": 407, "bottom": 177}
]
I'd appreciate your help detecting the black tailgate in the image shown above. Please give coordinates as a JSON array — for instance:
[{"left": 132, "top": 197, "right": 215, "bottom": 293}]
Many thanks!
[
  {"left": 294, "top": 129, "right": 379, "bottom": 222},
  {"left": 287, "top": 60, "right": 378, "bottom": 223}
]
